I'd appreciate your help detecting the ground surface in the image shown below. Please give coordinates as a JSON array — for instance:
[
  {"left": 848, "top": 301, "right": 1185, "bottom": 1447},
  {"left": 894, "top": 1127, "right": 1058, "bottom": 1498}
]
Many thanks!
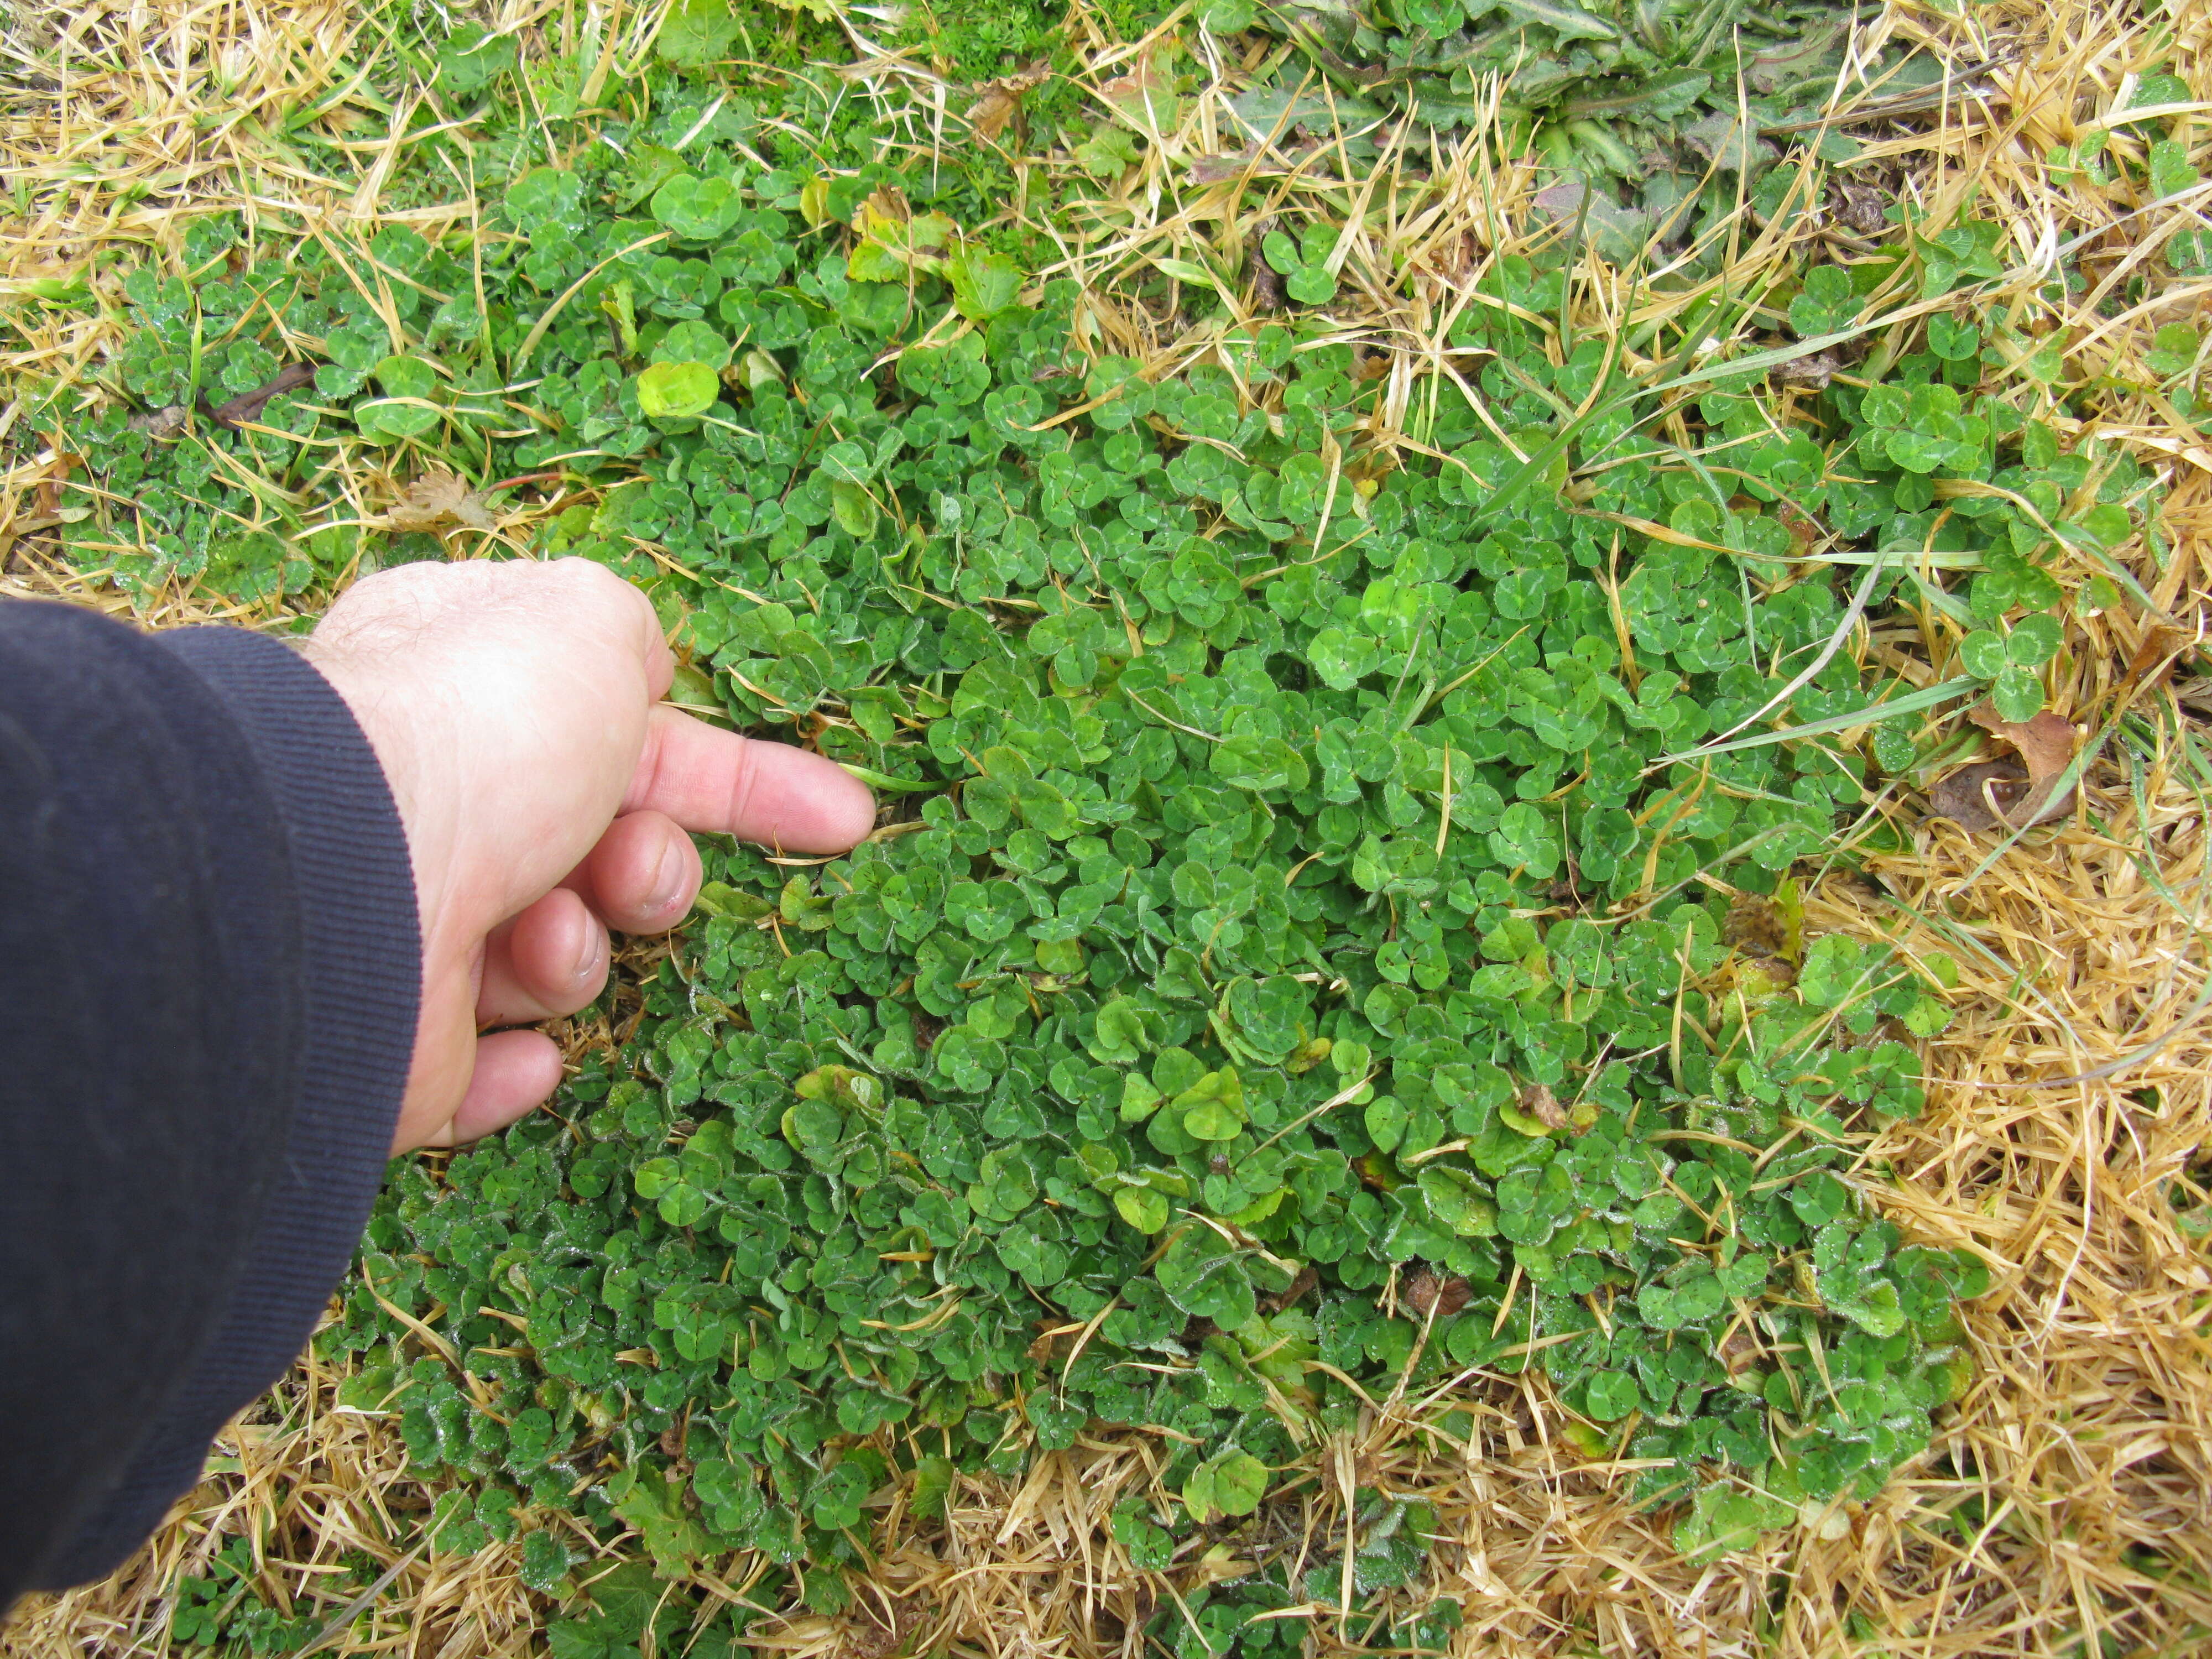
[{"left": 4, "top": 2, "right": 2212, "bottom": 1657}]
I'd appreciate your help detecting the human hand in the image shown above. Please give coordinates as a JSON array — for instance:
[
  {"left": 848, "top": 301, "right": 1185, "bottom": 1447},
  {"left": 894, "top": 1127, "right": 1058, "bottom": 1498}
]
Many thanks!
[{"left": 300, "top": 558, "right": 877, "bottom": 1155}]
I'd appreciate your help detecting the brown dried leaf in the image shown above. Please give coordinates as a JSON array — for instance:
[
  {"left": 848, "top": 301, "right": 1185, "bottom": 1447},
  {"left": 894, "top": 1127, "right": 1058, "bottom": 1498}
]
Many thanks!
[
  {"left": 1928, "top": 759, "right": 2031, "bottom": 831},
  {"left": 1828, "top": 176, "right": 1889, "bottom": 236},
  {"left": 1024, "top": 1321, "right": 1077, "bottom": 1365},
  {"left": 1969, "top": 703, "right": 2076, "bottom": 775},
  {"left": 1973, "top": 705, "right": 2079, "bottom": 825},
  {"left": 388, "top": 469, "right": 497, "bottom": 533},
  {"left": 1190, "top": 147, "right": 1258, "bottom": 185},
  {"left": 1519, "top": 1084, "right": 1566, "bottom": 1131},
  {"left": 33, "top": 451, "right": 79, "bottom": 516},
  {"left": 1930, "top": 705, "right": 2079, "bottom": 830},
  {"left": 964, "top": 60, "right": 1048, "bottom": 142},
  {"left": 1723, "top": 896, "right": 1789, "bottom": 958},
  {"left": 1099, "top": 60, "right": 1178, "bottom": 133},
  {"left": 128, "top": 405, "right": 189, "bottom": 440},
  {"left": 1718, "top": 1324, "right": 1764, "bottom": 1380},
  {"left": 1775, "top": 351, "right": 1841, "bottom": 389},
  {"left": 1403, "top": 1269, "right": 1472, "bottom": 1320}
]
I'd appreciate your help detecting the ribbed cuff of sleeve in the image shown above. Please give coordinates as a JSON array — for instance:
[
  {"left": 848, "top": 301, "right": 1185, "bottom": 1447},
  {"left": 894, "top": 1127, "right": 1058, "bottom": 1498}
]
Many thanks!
[{"left": 40, "top": 628, "right": 421, "bottom": 1584}]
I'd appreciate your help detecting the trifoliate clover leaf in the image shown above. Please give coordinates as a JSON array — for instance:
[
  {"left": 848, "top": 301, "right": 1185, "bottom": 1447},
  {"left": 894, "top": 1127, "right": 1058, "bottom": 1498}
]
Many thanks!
[
  {"left": 1114, "top": 1185, "right": 1171, "bottom": 1234},
  {"left": 972, "top": 1147, "right": 1040, "bottom": 1222},
  {"left": 1788, "top": 1170, "right": 1851, "bottom": 1228},
  {"left": 1155, "top": 1229, "right": 1258, "bottom": 1328},
  {"left": 1674, "top": 1483, "right": 1792, "bottom": 1564},
  {"left": 1489, "top": 802, "right": 1562, "bottom": 878},
  {"left": 1817, "top": 1270, "right": 1906, "bottom": 1338},
  {"left": 506, "top": 166, "right": 585, "bottom": 233},
  {"left": 1990, "top": 664, "right": 2044, "bottom": 723},
  {"left": 1788, "top": 264, "right": 1856, "bottom": 338},
  {"left": 2007, "top": 613, "right": 2062, "bottom": 666},
  {"left": 1928, "top": 313, "right": 1980, "bottom": 361},
  {"left": 1417, "top": 1165, "right": 1499, "bottom": 1238},
  {"left": 1583, "top": 1370, "right": 1640, "bottom": 1421},
  {"left": 1796, "top": 936, "right": 1867, "bottom": 1010},
  {"left": 651, "top": 174, "right": 745, "bottom": 241},
  {"left": 1957, "top": 630, "right": 2007, "bottom": 679},
  {"left": 1182, "top": 1450, "right": 1268, "bottom": 1524},
  {"left": 518, "top": 1530, "right": 575, "bottom": 1594}
]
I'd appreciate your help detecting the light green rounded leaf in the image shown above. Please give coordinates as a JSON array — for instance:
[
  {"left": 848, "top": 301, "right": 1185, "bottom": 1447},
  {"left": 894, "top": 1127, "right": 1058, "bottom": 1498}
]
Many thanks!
[
  {"left": 1183, "top": 1099, "right": 1242, "bottom": 1141},
  {"left": 1185, "top": 1451, "right": 1268, "bottom": 1523},
  {"left": 2007, "top": 612, "right": 2061, "bottom": 667},
  {"left": 656, "top": 0, "right": 740, "bottom": 65},
  {"left": 1956, "top": 630, "right": 2007, "bottom": 679},
  {"left": 819, "top": 439, "right": 874, "bottom": 483},
  {"left": 373, "top": 355, "right": 439, "bottom": 399},
  {"left": 946, "top": 248, "right": 1024, "bottom": 321},
  {"left": 1584, "top": 1370, "right": 1640, "bottom": 1421},
  {"left": 1990, "top": 662, "right": 2044, "bottom": 723},
  {"left": 1212, "top": 733, "right": 1308, "bottom": 794},
  {"left": 1307, "top": 627, "right": 1378, "bottom": 690},
  {"left": 1114, "top": 1185, "right": 1170, "bottom": 1233},
  {"left": 830, "top": 478, "right": 880, "bottom": 539},
  {"left": 1120, "top": 1072, "right": 1163, "bottom": 1121},
  {"left": 356, "top": 399, "right": 440, "bottom": 441},
  {"left": 637, "top": 359, "right": 719, "bottom": 419},
  {"left": 651, "top": 174, "right": 745, "bottom": 241},
  {"left": 1418, "top": 1164, "right": 1499, "bottom": 1238}
]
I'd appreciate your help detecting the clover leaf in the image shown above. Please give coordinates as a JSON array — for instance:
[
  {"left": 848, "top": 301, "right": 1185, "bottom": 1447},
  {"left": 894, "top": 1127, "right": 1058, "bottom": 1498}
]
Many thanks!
[
  {"left": 1182, "top": 1450, "right": 1269, "bottom": 1524},
  {"left": 652, "top": 174, "right": 745, "bottom": 242},
  {"left": 96, "top": 99, "right": 2019, "bottom": 1608},
  {"left": 1583, "top": 1371, "right": 1640, "bottom": 1421},
  {"left": 1788, "top": 265, "right": 1856, "bottom": 338}
]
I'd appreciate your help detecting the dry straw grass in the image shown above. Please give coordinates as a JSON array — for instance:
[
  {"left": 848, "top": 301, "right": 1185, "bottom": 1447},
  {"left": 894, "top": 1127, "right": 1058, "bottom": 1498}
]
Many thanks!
[{"left": 7, "top": 0, "right": 2212, "bottom": 1655}]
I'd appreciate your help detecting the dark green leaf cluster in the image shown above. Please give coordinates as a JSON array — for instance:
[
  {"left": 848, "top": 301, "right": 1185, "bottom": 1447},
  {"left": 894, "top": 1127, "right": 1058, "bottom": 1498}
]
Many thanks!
[
  {"left": 43, "top": 33, "right": 2054, "bottom": 1639},
  {"left": 211, "top": 173, "right": 2008, "bottom": 1621},
  {"left": 1775, "top": 221, "right": 2154, "bottom": 742},
  {"left": 165, "top": 1536, "right": 333, "bottom": 1653}
]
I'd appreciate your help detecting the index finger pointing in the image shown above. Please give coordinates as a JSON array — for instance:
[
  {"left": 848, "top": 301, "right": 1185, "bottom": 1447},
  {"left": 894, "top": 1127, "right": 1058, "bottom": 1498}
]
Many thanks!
[{"left": 625, "top": 705, "right": 878, "bottom": 853}]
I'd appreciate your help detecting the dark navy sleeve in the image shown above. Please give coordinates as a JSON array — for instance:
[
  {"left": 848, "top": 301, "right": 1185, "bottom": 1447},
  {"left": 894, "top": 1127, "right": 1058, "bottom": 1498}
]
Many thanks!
[{"left": 0, "top": 601, "right": 420, "bottom": 1603}]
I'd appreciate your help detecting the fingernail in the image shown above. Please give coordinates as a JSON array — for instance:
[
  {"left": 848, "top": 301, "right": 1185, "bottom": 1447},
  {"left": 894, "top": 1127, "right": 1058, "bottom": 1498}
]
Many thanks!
[
  {"left": 575, "top": 919, "right": 602, "bottom": 980},
  {"left": 649, "top": 837, "right": 689, "bottom": 915}
]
